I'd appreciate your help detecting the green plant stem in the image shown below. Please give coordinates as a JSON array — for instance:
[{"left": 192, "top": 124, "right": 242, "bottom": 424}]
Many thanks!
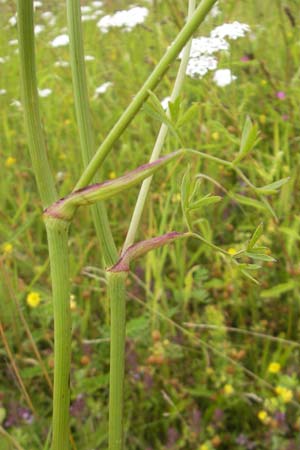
[
  {"left": 17, "top": 3, "right": 72, "bottom": 448},
  {"left": 108, "top": 272, "right": 127, "bottom": 450},
  {"left": 123, "top": 0, "right": 196, "bottom": 252},
  {"left": 74, "top": 0, "right": 218, "bottom": 190},
  {"left": 17, "top": 0, "right": 57, "bottom": 208},
  {"left": 66, "top": 0, "right": 117, "bottom": 266},
  {"left": 45, "top": 218, "right": 71, "bottom": 450}
]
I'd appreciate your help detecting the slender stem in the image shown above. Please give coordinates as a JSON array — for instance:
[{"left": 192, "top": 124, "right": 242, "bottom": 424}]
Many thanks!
[
  {"left": 123, "top": 0, "right": 196, "bottom": 252},
  {"left": 108, "top": 272, "right": 127, "bottom": 450},
  {"left": 45, "top": 218, "right": 71, "bottom": 450},
  {"left": 66, "top": 0, "right": 117, "bottom": 266},
  {"left": 16, "top": 0, "right": 57, "bottom": 208},
  {"left": 74, "top": 0, "right": 218, "bottom": 190}
]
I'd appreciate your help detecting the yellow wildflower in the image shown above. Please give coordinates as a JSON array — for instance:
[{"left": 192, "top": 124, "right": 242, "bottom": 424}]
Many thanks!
[
  {"left": 26, "top": 291, "right": 41, "bottom": 308},
  {"left": 224, "top": 384, "right": 234, "bottom": 395},
  {"left": 267, "top": 362, "right": 281, "bottom": 374},
  {"left": 70, "top": 295, "right": 77, "bottom": 311},
  {"left": 109, "top": 171, "right": 116, "bottom": 179},
  {"left": 212, "top": 131, "right": 219, "bottom": 141},
  {"left": 172, "top": 193, "right": 181, "bottom": 203},
  {"left": 199, "top": 444, "right": 209, "bottom": 450},
  {"left": 258, "top": 410, "right": 269, "bottom": 423},
  {"left": 228, "top": 247, "right": 237, "bottom": 256},
  {"left": 275, "top": 386, "right": 293, "bottom": 403},
  {"left": 5, "top": 156, "right": 16, "bottom": 168},
  {"left": 260, "top": 79, "right": 267, "bottom": 86},
  {"left": 2, "top": 242, "right": 13, "bottom": 255},
  {"left": 259, "top": 115, "right": 266, "bottom": 124}
]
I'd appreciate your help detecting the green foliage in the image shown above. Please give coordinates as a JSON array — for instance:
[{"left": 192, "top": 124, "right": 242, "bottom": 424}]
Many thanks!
[{"left": 1, "top": 0, "right": 300, "bottom": 449}]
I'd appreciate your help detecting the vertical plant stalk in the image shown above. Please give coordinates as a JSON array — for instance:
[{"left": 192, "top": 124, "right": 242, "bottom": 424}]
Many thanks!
[
  {"left": 74, "top": 0, "right": 218, "bottom": 190},
  {"left": 17, "top": 1, "right": 72, "bottom": 449},
  {"left": 45, "top": 218, "right": 71, "bottom": 450},
  {"left": 123, "top": 0, "right": 196, "bottom": 252},
  {"left": 108, "top": 272, "right": 127, "bottom": 450},
  {"left": 17, "top": 0, "right": 57, "bottom": 208},
  {"left": 66, "top": 0, "right": 117, "bottom": 266}
]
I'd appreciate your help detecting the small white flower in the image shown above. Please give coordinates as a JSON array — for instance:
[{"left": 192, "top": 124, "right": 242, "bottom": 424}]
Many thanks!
[
  {"left": 35, "top": 24, "right": 45, "bottom": 35},
  {"left": 84, "top": 55, "right": 95, "bottom": 61},
  {"left": 94, "top": 82, "right": 113, "bottom": 96},
  {"left": 82, "top": 15, "right": 98, "bottom": 22},
  {"left": 92, "top": 1, "right": 103, "bottom": 7},
  {"left": 33, "top": 1, "right": 42, "bottom": 8},
  {"left": 9, "top": 15, "right": 17, "bottom": 27},
  {"left": 11, "top": 99, "right": 22, "bottom": 109},
  {"left": 211, "top": 21, "right": 250, "bottom": 40},
  {"left": 50, "top": 34, "right": 69, "bottom": 48},
  {"left": 161, "top": 96, "right": 171, "bottom": 111},
  {"left": 41, "top": 11, "right": 56, "bottom": 26},
  {"left": 186, "top": 55, "right": 217, "bottom": 78},
  {"left": 38, "top": 88, "right": 52, "bottom": 98},
  {"left": 9, "top": 39, "right": 18, "bottom": 46},
  {"left": 54, "top": 60, "right": 69, "bottom": 68},
  {"left": 213, "top": 69, "right": 237, "bottom": 87},
  {"left": 0, "top": 56, "right": 9, "bottom": 64},
  {"left": 97, "top": 6, "right": 148, "bottom": 33},
  {"left": 0, "top": 89, "right": 7, "bottom": 95},
  {"left": 81, "top": 6, "right": 92, "bottom": 14},
  {"left": 209, "top": 3, "right": 221, "bottom": 18}
]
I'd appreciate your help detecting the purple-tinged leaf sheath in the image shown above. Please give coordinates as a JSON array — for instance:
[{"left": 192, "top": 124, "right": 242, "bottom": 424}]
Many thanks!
[
  {"left": 44, "top": 151, "right": 183, "bottom": 221},
  {"left": 108, "top": 232, "right": 187, "bottom": 273}
]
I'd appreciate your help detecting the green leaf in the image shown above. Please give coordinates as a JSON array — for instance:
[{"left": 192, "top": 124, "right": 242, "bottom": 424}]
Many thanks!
[
  {"left": 256, "top": 177, "right": 290, "bottom": 195},
  {"left": 177, "top": 103, "right": 199, "bottom": 128},
  {"left": 247, "top": 223, "right": 264, "bottom": 250},
  {"left": 233, "top": 116, "right": 259, "bottom": 164},
  {"left": 232, "top": 193, "right": 267, "bottom": 211},
  {"left": 260, "top": 281, "right": 296, "bottom": 298},
  {"left": 188, "top": 195, "right": 222, "bottom": 211},
  {"left": 126, "top": 316, "right": 149, "bottom": 338},
  {"left": 168, "top": 97, "right": 181, "bottom": 123},
  {"left": 144, "top": 90, "right": 180, "bottom": 138},
  {"left": 245, "top": 252, "right": 276, "bottom": 262},
  {"left": 240, "top": 269, "right": 260, "bottom": 284}
]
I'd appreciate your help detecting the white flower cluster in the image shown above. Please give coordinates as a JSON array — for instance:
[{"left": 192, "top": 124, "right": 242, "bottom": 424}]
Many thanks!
[
  {"left": 97, "top": 6, "right": 149, "bottom": 33},
  {"left": 180, "top": 21, "right": 250, "bottom": 84},
  {"left": 211, "top": 21, "right": 251, "bottom": 40}
]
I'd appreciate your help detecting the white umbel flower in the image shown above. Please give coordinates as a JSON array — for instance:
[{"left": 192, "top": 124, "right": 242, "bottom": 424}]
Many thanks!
[
  {"left": 50, "top": 34, "right": 69, "bottom": 47},
  {"left": 211, "top": 22, "right": 250, "bottom": 40},
  {"left": 213, "top": 69, "right": 237, "bottom": 87},
  {"left": 97, "top": 6, "right": 148, "bottom": 33}
]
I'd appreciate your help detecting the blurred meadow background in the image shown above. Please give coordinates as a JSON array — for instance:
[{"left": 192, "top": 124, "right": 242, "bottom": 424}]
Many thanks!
[{"left": 1, "top": 0, "right": 300, "bottom": 448}]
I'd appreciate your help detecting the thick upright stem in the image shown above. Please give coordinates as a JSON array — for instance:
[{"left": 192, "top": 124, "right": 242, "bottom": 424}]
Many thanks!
[
  {"left": 108, "top": 272, "right": 127, "bottom": 450},
  {"left": 17, "top": 0, "right": 57, "bottom": 208},
  {"left": 46, "top": 218, "right": 71, "bottom": 450},
  {"left": 66, "top": 0, "right": 117, "bottom": 266},
  {"left": 75, "top": 0, "right": 218, "bottom": 190}
]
